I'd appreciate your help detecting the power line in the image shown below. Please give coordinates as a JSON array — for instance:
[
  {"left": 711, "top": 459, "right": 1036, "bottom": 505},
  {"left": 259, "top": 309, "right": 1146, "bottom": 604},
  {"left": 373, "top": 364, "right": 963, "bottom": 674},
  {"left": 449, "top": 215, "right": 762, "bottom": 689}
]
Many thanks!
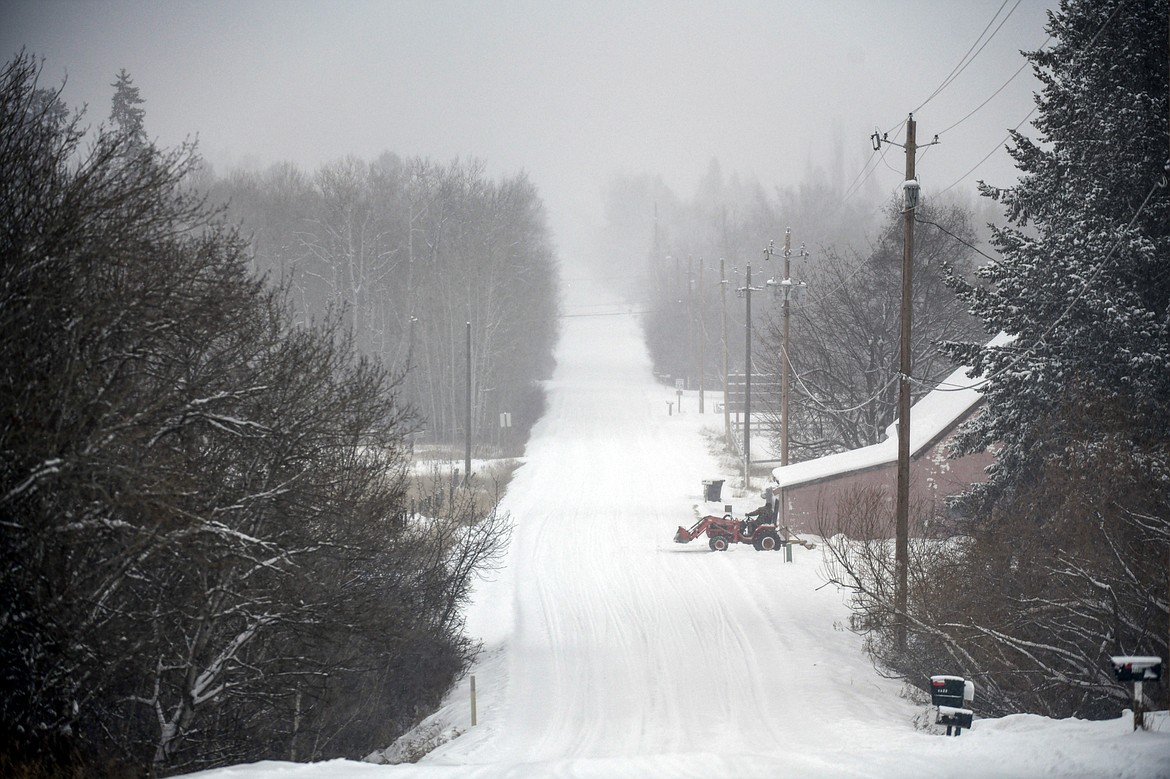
[
  {"left": 914, "top": 0, "right": 1021, "bottom": 114},
  {"left": 782, "top": 341, "right": 900, "bottom": 415},
  {"left": 914, "top": 215, "right": 998, "bottom": 262},
  {"left": 937, "top": 1, "right": 1125, "bottom": 196},
  {"left": 846, "top": 0, "right": 1144, "bottom": 400},
  {"left": 936, "top": 107, "right": 1037, "bottom": 196},
  {"left": 936, "top": 38, "right": 1049, "bottom": 137},
  {"left": 837, "top": 147, "right": 882, "bottom": 206}
]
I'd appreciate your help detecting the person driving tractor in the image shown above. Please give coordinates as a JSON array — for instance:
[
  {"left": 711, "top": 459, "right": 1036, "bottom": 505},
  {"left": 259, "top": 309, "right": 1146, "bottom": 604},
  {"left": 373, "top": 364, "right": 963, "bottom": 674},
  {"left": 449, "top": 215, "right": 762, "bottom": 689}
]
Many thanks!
[{"left": 743, "top": 487, "right": 776, "bottom": 536}]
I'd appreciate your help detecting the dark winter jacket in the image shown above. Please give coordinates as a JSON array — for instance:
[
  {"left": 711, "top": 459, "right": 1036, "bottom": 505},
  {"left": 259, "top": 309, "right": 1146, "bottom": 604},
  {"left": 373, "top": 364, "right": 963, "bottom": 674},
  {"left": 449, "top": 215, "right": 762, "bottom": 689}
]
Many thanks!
[{"left": 746, "top": 502, "right": 775, "bottom": 525}]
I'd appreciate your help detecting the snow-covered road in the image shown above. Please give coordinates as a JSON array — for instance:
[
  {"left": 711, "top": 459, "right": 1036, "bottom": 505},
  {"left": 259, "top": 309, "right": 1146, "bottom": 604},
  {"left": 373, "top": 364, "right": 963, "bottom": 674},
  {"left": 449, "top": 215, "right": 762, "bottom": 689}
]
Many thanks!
[
  {"left": 192, "top": 279, "right": 1170, "bottom": 778},
  {"left": 442, "top": 282, "right": 923, "bottom": 777},
  {"left": 439, "top": 277, "right": 931, "bottom": 771}
]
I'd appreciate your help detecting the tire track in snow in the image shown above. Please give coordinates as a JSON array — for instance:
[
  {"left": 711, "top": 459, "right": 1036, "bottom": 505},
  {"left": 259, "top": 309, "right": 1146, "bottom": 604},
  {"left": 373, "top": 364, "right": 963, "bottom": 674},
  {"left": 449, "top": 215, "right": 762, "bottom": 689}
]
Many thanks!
[{"left": 508, "top": 357, "right": 774, "bottom": 761}]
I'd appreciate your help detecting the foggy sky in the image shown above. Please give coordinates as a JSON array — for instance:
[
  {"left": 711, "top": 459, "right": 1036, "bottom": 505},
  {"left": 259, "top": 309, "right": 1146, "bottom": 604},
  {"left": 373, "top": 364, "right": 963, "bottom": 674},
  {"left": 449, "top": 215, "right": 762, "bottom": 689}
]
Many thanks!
[{"left": 1, "top": 0, "right": 1054, "bottom": 263}]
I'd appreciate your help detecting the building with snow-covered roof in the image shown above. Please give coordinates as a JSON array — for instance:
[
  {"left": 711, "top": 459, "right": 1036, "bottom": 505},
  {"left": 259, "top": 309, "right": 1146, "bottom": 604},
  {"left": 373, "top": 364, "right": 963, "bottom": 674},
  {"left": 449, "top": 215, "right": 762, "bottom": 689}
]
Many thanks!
[{"left": 771, "top": 334, "right": 1011, "bottom": 536}]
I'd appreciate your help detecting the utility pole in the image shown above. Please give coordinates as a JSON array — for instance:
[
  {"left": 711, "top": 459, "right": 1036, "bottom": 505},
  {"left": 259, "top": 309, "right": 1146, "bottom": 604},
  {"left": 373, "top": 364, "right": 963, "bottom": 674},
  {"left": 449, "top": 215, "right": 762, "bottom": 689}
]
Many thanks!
[
  {"left": 465, "top": 320, "right": 472, "bottom": 486},
  {"left": 764, "top": 231, "right": 809, "bottom": 468},
  {"left": 872, "top": 114, "right": 937, "bottom": 654},
  {"left": 721, "top": 258, "right": 731, "bottom": 446},
  {"left": 744, "top": 262, "right": 753, "bottom": 489},
  {"left": 738, "top": 264, "right": 764, "bottom": 488},
  {"left": 764, "top": 231, "right": 809, "bottom": 530},
  {"left": 699, "top": 257, "right": 706, "bottom": 413},
  {"left": 688, "top": 255, "right": 695, "bottom": 392},
  {"left": 889, "top": 112, "right": 926, "bottom": 650},
  {"left": 782, "top": 230, "right": 792, "bottom": 466},
  {"left": 896, "top": 114, "right": 918, "bottom": 654},
  {"left": 872, "top": 115, "right": 936, "bottom": 654}
]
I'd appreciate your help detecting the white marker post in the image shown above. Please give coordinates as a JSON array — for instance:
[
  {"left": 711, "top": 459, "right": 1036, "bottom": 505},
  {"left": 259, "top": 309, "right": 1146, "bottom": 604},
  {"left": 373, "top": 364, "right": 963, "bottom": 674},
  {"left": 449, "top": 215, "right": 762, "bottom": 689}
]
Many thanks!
[{"left": 470, "top": 674, "right": 477, "bottom": 727}]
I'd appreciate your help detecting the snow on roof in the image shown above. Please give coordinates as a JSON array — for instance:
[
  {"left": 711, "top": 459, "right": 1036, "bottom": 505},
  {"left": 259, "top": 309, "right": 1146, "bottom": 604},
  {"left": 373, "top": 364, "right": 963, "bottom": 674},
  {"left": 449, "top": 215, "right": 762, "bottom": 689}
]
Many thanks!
[{"left": 773, "top": 333, "right": 1014, "bottom": 489}]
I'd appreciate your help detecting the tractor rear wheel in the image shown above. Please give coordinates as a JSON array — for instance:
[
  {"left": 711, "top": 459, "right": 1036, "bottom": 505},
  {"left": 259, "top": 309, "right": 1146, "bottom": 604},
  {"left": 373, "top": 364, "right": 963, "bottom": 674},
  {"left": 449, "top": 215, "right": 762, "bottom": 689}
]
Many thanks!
[
  {"left": 709, "top": 536, "right": 730, "bottom": 552},
  {"left": 757, "top": 532, "right": 781, "bottom": 551}
]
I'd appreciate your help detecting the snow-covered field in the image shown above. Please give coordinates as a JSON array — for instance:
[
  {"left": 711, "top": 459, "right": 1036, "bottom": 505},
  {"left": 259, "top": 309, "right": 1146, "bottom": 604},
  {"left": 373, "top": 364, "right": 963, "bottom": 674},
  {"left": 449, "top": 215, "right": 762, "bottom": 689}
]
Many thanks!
[{"left": 190, "top": 279, "right": 1170, "bottom": 778}]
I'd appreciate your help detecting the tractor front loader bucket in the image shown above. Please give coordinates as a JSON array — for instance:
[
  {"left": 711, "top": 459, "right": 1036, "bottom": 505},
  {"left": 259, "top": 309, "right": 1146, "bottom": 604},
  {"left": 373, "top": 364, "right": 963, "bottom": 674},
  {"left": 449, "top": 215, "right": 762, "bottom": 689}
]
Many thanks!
[{"left": 674, "top": 526, "right": 695, "bottom": 543}]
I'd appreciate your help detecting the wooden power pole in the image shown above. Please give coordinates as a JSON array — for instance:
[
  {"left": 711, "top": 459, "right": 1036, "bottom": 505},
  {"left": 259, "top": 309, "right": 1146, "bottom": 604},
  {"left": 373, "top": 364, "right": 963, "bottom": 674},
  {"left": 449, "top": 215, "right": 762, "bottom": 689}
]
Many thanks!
[
  {"left": 781, "top": 230, "right": 793, "bottom": 466},
  {"left": 895, "top": 114, "right": 918, "bottom": 653},
  {"left": 721, "top": 258, "right": 731, "bottom": 446},
  {"left": 465, "top": 320, "right": 472, "bottom": 486},
  {"left": 699, "top": 258, "right": 706, "bottom": 413},
  {"left": 744, "top": 262, "right": 753, "bottom": 489}
]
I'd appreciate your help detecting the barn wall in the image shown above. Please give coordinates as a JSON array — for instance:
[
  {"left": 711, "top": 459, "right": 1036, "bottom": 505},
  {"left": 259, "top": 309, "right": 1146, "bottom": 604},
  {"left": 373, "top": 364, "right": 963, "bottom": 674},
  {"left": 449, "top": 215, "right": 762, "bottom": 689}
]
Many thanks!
[{"left": 778, "top": 433, "right": 995, "bottom": 537}]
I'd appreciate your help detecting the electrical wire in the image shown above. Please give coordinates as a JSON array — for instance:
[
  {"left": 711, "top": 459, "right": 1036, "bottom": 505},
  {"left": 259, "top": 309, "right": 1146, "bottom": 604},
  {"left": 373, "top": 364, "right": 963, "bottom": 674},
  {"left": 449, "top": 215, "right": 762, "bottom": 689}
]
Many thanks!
[
  {"left": 837, "top": 147, "right": 882, "bottom": 206},
  {"left": 936, "top": 107, "right": 1037, "bottom": 196},
  {"left": 936, "top": 39, "right": 1049, "bottom": 137},
  {"left": 913, "top": 216, "right": 998, "bottom": 262},
  {"left": 914, "top": 0, "right": 1022, "bottom": 114},
  {"left": 781, "top": 341, "right": 901, "bottom": 415},
  {"left": 937, "top": 0, "right": 1125, "bottom": 196}
]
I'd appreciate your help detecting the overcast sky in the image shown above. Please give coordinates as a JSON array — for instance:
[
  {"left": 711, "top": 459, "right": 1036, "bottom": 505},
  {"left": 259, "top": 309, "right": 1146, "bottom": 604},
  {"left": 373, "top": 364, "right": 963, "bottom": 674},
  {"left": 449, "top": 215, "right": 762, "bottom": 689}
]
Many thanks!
[{"left": 2, "top": 0, "right": 1054, "bottom": 261}]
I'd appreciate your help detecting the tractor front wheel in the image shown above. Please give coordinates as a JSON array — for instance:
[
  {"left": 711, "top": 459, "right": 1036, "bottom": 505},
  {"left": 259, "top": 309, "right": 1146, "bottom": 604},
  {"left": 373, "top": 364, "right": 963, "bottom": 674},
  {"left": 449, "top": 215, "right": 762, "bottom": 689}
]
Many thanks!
[{"left": 709, "top": 536, "right": 730, "bottom": 552}]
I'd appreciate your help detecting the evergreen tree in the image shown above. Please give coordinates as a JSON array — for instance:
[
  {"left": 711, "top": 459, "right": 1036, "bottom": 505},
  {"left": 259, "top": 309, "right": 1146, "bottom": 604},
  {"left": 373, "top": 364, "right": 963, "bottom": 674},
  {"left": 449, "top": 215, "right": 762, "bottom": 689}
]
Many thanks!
[
  {"left": 944, "top": 0, "right": 1170, "bottom": 512},
  {"left": 917, "top": 0, "right": 1170, "bottom": 716},
  {"left": 110, "top": 68, "right": 146, "bottom": 145}
]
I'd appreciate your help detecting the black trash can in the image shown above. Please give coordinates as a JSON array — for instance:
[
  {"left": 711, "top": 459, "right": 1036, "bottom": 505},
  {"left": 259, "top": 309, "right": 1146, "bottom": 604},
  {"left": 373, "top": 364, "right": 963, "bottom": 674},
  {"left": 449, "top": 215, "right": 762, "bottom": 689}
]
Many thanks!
[{"left": 702, "top": 479, "right": 724, "bottom": 502}]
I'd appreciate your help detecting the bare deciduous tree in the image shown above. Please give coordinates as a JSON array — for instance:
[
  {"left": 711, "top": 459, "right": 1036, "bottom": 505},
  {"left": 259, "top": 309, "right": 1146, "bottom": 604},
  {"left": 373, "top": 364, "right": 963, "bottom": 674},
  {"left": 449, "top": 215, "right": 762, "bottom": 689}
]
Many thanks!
[{"left": 1, "top": 54, "right": 512, "bottom": 775}]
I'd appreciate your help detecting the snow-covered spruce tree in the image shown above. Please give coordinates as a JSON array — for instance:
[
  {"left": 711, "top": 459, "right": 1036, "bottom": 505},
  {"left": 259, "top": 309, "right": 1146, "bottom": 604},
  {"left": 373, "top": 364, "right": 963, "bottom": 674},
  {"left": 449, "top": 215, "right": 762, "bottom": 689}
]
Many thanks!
[
  {"left": 936, "top": 0, "right": 1169, "bottom": 717},
  {"left": 945, "top": 0, "right": 1169, "bottom": 508}
]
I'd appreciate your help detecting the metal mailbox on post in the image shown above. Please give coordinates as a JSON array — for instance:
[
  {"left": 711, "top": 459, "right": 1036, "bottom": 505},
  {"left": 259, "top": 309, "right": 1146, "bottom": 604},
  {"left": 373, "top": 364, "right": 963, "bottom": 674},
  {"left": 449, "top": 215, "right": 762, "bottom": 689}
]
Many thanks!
[
  {"left": 1110, "top": 655, "right": 1162, "bottom": 731},
  {"left": 930, "top": 675, "right": 975, "bottom": 736}
]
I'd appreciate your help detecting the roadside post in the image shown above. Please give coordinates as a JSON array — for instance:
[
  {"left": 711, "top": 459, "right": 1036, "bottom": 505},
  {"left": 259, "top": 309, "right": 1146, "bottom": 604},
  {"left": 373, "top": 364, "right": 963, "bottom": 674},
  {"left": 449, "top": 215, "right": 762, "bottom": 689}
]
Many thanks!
[
  {"left": 1110, "top": 656, "right": 1162, "bottom": 730},
  {"left": 470, "top": 674, "right": 477, "bottom": 726}
]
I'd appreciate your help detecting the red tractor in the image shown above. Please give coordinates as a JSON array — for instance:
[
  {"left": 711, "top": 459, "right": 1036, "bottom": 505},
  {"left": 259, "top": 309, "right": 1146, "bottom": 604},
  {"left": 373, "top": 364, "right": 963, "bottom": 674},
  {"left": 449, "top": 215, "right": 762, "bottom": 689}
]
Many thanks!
[{"left": 674, "top": 513, "right": 813, "bottom": 552}]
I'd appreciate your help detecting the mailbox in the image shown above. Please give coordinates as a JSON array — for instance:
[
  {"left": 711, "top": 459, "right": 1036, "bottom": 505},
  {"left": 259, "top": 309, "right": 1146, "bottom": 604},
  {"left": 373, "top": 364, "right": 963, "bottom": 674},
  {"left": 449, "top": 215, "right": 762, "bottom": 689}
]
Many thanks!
[
  {"left": 937, "top": 705, "right": 974, "bottom": 731},
  {"left": 931, "top": 675, "right": 975, "bottom": 736},
  {"left": 1110, "top": 655, "right": 1162, "bottom": 731},
  {"left": 1110, "top": 656, "right": 1162, "bottom": 683},
  {"left": 930, "top": 675, "right": 967, "bottom": 708}
]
